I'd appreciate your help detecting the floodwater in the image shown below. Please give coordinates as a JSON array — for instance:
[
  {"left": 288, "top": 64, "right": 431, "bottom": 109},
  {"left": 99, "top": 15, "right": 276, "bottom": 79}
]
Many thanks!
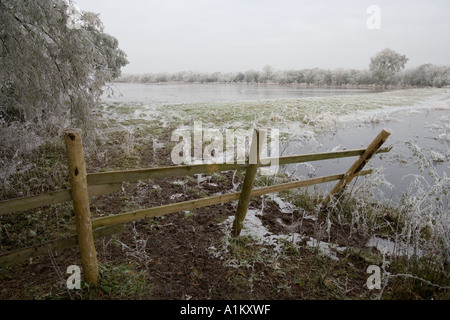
[
  {"left": 103, "top": 82, "right": 380, "bottom": 104},
  {"left": 104, "top": 83, "right": 449, "bottom": 204},
  {"left": 283, "top": 106, "right": 449, "bottom": 203}
]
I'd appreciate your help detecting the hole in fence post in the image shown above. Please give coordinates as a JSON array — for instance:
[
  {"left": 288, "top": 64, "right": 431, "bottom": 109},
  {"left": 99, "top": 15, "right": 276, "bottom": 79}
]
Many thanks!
[{"left": 63, "top": 128, "right": 99, "bottom": 285}]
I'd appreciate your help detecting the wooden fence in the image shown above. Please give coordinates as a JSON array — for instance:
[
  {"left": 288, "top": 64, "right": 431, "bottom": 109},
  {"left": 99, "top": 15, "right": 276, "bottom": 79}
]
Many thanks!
[{"left": 0, "top": 128, "right": 392, "bottom": 284}]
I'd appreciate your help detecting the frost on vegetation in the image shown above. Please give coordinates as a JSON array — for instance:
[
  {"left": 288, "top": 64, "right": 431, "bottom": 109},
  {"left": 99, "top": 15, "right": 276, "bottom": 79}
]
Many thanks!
[
  {"left": 392, "top": 143, "right": 450, "bottom": 264},
  {"left": 325, "top": 155, "right": 448, "bottom": 266},
  {"left": 99, "top": 102, "right": 163, "bottom": 128},
  {"left": 343, "top": 167, "right": 394, "bottom": 207},
  {"left": 331, "top": 157, "right": 448, "bottom": 264},
  {"left": 169, "top": 193, "right": 184, "bottom": 200},
  {"left": 430, "top": 151, "right": 447, "bottom": 163},
  {"left": 0, "top": 122, "right": 46, "bottom": 182},
  {"left": 281, "top": 129, "right": 321, "bottom": 152},
  {"left": 117, "top": 223, "right": 150, "bottom": 266}
]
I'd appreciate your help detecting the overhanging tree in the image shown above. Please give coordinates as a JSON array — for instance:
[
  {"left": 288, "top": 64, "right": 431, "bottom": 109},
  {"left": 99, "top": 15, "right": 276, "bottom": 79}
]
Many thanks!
[{"left": 0, "top": 0, "right": 128, "bottom": 132}]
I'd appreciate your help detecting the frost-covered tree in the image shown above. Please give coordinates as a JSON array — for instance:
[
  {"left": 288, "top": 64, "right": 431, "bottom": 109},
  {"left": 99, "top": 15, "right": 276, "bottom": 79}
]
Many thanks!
[
  {"left": 397, "top": 64, "right": 450, "bottom": 88},
  {"left": 233, "top": 72, "right": 245, "bottom": 83},
  {"left": 369, "top": 48, "right": 408, "bottom": 87},
  {"left": 260, "top": 65, "right": 274, "bottom": 83},
  {"left": 0, "top": 0, "right": 128, "bottom": 131},
  {"left": 244, "top": 69, "right": 260, "bottom": 84},
  {"left": 413, "top": 64, "right": 450, "bottom": 88}
]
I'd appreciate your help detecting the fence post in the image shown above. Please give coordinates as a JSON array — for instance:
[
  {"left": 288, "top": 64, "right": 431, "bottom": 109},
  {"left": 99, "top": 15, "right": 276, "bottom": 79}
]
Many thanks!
[
  {"left": 323, "top": 128, "right": 392, "bottom": 206},
  {"left": 232, "top": 129, "right": 261, "bottom": 237},
  {"left": 63, "top": 128, "right": 99, "bottom": 285}
]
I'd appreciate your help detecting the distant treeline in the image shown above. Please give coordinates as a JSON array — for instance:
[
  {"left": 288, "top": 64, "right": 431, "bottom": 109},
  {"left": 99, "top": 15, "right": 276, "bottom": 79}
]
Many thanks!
[{"left": 117, "top": 64, "right": 450, "bottom": 88}]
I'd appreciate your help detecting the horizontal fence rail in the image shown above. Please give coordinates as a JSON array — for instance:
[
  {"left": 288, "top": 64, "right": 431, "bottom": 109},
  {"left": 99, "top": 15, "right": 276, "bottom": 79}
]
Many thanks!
[
  {"left": 91, "top": 169, "right": 373, "bottom": 229},
  {"left": 0, "top": 183, "right": 122, "bottom": 216},
  {"left": 86, "top": 147, "right": 391, "bottom": 186},
  {"left": 0, "top": 147, "right": 391, "bottom": 216}
]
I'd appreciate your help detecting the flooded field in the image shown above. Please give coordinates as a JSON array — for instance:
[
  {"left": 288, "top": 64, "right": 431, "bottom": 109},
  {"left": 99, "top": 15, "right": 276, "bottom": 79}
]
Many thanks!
[
  {"left": 100, "top": 83, "right": 449, "bottom": 263},
  {"left": 103, "top": 83, "right": 449, "bottom": 204}
]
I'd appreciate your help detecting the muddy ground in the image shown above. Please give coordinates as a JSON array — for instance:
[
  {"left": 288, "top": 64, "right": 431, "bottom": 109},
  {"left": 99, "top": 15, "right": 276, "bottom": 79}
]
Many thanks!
[{"left": 0, "top": 170, "right": 367, "bottom": 299}]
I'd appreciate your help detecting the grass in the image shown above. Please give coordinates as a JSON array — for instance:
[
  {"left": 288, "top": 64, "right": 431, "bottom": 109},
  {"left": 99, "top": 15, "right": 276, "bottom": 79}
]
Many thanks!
[
  {"left": 130, "top": 88, "right": 447, "bottom": 131},
  {"left": 40, "top": 261, "right": 154, "bottom": 300}
]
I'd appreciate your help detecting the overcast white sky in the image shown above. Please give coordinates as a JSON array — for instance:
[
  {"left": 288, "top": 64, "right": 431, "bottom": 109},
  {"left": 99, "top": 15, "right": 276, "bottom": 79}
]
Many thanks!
[{"left": 74, "top": 0, "right": 450, "bottom": 74}]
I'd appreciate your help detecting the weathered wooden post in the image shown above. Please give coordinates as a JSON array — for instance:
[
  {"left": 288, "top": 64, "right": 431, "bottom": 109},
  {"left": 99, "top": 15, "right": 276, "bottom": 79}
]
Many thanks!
[
  {"left": 323, "top": 128, "right": 392, "bottom": 205},
  {"left": 232, "top": 129, "right": 261, "bottom": 237},
  {"left": 64, "top": 128, "right": 99, "bottom": 285}
]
